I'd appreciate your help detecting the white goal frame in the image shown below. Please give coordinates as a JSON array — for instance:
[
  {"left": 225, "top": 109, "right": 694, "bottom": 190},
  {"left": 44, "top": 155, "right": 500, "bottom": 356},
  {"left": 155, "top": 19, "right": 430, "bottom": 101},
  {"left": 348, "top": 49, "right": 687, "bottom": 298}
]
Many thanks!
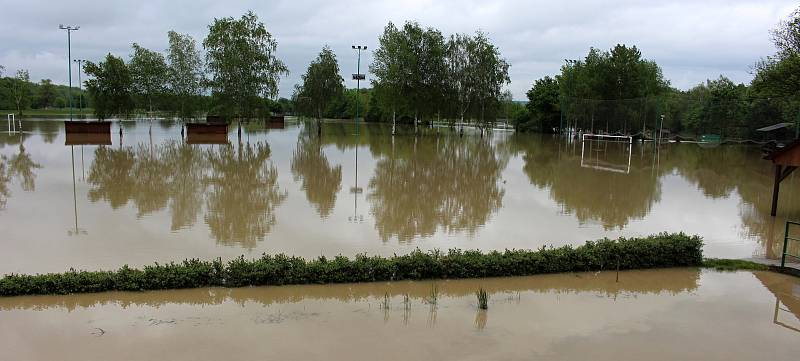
[{"left": 580, "top": 133, "right": 633, "bottom": 174}]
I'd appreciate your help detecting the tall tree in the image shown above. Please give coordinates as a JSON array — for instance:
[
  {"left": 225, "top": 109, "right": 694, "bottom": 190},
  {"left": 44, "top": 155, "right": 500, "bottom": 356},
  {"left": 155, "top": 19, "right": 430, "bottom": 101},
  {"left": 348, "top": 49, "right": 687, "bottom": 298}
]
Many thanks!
[
  {"left": 371, "top": 21, "right": 446, "bottom": 133},
  {"left": 471, "top": 31, "right": 510, "bottom": 136},
  {"left": 771, "top": 7, "right": 800, "bottom": 57},
  {"left": 11, "top": 69, "right": 30, "bottom": 115},
  {"left": 36, "top": 79, "right": 57, "bottom": 108},
  {"left": 297, "top": 46, "right": 344, "bottom": 135},
  {"left": 204, "top": 11, "right": 288, "bottom": 118},
  {"left": 84, "top": 54, "right": 134, "bottom": 119},
  {"left": 129, "top": 43, "right": 168, "bottom": 115},
  {"left": 525, "top": 76, "right": 561, "bottom": 133},
  {"left": 370, "top": 22, "right": 405, "bottom": 132},
  {"left": 556, "top": 44, "right": 667, "bottom": 134},
  {"left": 446, "top": 33, "right": 477, "bottom": 132},
  {"left": 166, "top": 31, "right": 205, "bottom": 119}
]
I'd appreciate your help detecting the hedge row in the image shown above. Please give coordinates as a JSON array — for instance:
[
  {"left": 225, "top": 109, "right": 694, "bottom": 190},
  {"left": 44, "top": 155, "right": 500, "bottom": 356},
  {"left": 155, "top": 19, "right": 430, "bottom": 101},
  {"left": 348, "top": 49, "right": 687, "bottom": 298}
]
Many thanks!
[{"left": 0, "top": 233, "right": 703, "bottom": 296}]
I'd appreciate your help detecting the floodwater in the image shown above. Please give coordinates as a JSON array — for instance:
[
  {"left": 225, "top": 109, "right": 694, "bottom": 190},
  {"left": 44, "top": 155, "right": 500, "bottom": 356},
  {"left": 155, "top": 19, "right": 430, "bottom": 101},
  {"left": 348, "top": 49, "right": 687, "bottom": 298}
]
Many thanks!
[
  {"left": 0, "top": 118, "right": 798, "bottom": 275},
  {"left": 0, "top": 268, "right": 798, "bottom": 360}
]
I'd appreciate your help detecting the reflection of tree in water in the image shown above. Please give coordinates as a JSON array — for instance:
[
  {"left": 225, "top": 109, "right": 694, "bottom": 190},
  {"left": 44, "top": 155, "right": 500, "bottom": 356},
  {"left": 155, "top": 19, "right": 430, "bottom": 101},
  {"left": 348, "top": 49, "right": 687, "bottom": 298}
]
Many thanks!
[
  {"left": 505, "top": 135, "right": 661, "bottom": 230},
  {"left": 88, "top": 142, "right": 207, "bottom": 227},
  {"left": 659, "top": 144, "right": 800, "bottom": 258},
  {"left": 88, "top": 146, "right": 142, "bottom": 210},
  {"left": 667, "top": 145, "right": 748, "bottom": 199},
  {"left": 368, "top": 136, "right": 506, "bottom": 242},
  {"left": 0, "top": 140, "right": 42, "bottom": 210},
  {"left": 88, "top": 141, "right": 286, "bottom": 247},
  {"left": 8, "top": 144, "right": 42, "bottom": 192},
  {"left": 165, "top": 143, "right": 206, "bottom": 231},
  {"left": 0, "top": 157, "right": 10, "bottom": 209},
  {"left": 130, "top": 145, "right": 171, "bottom": 216},
  {"left": 291, "top": 137, "right": 342, "bottom": 218},
  {"left": 205, "top": 142, "right": 287, "bottom": 248}
]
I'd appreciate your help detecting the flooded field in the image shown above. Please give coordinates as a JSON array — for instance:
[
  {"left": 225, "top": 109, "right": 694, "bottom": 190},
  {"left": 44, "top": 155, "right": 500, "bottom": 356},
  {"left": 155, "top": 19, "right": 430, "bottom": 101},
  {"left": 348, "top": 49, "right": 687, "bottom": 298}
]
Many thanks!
[
  {"left": 0, "top": 118, "right": 798, "bottom": 275},
  {"left": 0, "top": 268, "right": 798, "bottom": 360}
]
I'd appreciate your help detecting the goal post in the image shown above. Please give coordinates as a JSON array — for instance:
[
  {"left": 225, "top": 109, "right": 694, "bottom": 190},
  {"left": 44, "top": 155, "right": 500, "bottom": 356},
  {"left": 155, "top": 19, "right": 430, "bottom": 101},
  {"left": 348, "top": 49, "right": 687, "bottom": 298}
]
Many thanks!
[
  {"left": 580, "top": 133, "right": 633, "bottom": 174},
  {"left": 581, "top": 133, "right": 633, "bottom": 144}
]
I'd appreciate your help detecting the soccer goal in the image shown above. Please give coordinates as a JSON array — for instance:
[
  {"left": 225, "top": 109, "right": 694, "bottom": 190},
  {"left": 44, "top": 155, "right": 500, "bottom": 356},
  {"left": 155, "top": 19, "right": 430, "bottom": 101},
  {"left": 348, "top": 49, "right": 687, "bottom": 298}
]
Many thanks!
[
  {"left": 7, "top": 114, "right": 20, "bottom": 133},
  {"left": 580, "top": 133, "right": 633, "bottom": 174}
]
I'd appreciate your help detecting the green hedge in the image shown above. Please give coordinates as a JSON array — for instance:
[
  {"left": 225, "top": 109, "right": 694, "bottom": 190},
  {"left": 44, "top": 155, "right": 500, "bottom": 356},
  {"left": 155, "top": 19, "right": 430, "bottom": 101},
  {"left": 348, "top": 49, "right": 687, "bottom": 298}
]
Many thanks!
[{"left": 0, "top": 233, "right": 703, "bottom": 296}]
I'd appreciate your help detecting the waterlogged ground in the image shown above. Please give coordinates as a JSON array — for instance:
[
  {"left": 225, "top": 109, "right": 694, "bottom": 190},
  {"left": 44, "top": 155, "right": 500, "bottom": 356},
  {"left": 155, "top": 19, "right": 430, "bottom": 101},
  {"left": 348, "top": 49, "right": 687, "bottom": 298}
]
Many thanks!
[
  {"left": 0, "top": 119, "right": 799, "bottom": 275},
  {"left": 0, "top": 268, "right": 798, "bottom": 360}
]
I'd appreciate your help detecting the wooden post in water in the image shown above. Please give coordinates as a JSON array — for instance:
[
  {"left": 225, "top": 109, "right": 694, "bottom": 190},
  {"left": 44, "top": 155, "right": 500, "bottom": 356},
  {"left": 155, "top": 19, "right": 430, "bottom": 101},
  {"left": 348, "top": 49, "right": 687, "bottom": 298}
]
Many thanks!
[
  {"left": 765, "top": 140, "right": 800, "bottom": 216},
  {"left": 772, "top": 164, "right": 783, "bottom": 217}
]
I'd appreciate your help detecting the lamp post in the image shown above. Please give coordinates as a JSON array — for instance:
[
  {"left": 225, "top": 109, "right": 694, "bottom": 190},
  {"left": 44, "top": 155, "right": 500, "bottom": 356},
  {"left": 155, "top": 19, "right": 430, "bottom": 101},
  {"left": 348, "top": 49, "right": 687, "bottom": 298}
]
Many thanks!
[
  {"left": 562, "top": 59, "right": 578, "bottom": 136},
  {"left": 73, "top": 59, "right": 85, "bottom": 117},
  {"left": 351, "top": 45, "right": 366, "bottom": 135},
  {"left": 59, "top": 24, "right": 80, "bottom": 121}
]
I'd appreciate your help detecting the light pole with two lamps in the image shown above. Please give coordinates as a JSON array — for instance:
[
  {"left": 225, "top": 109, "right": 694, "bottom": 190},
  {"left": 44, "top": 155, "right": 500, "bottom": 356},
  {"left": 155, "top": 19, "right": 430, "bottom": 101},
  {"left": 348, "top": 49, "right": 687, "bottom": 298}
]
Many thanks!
[
  {"left": 59, "top": 24, "right": 80, "bottom": 121},
  {"left": 73, "top": 59, "right": 86, "bottom": 117},
  {"left": 351, "top": 45, "right": 366, "bottom": 135}
]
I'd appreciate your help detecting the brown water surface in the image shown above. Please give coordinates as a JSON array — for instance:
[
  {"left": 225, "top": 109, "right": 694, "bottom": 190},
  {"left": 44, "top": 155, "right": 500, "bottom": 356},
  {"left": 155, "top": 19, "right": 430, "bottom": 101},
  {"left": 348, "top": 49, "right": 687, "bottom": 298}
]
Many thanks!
[
  {"left": 0, "top": 268, "right": 798, "bottom": 360},
  {"left": 0, "top": 119, "right": 798, "bottom": 274}
]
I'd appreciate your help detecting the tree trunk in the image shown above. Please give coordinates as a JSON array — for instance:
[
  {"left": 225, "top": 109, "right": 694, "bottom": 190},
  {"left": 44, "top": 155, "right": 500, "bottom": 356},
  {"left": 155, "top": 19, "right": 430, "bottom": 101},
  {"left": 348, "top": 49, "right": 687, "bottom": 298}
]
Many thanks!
[{"left": 317, "top": 106, "right": 323, "bottom": 137}]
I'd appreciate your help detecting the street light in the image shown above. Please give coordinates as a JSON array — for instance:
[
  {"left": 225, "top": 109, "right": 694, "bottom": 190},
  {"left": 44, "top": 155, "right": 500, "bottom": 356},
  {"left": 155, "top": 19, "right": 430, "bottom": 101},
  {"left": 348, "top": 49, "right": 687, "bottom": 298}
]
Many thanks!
[
  {"left": 59, "top": 24, "right": 80, "bottom": 121},
  {"left": 73, "top": 59, "right": 86, "bottom": 117},
  {"left": 561, "top": 59, "right": 579, "bottom": 136},
  {"left": 351, "top": 45, "right": 367, "bottom": 134}
]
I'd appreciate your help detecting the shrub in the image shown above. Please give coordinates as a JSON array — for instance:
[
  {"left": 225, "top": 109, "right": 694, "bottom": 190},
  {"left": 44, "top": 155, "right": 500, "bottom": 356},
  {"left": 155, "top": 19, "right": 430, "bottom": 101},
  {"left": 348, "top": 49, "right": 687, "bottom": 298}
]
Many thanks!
[{"left": 0, "top": 232, "right": 703, "bottom": 297}]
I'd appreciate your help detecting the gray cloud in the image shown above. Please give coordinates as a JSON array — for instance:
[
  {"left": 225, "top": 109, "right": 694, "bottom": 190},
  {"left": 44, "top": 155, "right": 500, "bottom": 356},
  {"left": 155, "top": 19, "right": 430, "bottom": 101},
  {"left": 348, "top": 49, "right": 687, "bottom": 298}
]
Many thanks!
[{"left": 0, "top": 0, "right": 795, "bottom": 99}]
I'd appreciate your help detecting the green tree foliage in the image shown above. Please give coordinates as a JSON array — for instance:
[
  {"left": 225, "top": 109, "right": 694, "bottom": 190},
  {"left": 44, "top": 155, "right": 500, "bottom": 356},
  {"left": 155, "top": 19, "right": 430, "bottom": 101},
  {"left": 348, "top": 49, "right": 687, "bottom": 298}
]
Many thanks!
[
  {"left": 471, "top": 31, "right": 510, "bottom": 134},
  {"left": 84, "top": 54, "right": 134, "bottom": 119},
  {"left": 751, "top": 6, "right": 800, "bottom": 138},
  {"left": 557, "top": 45, "right": 668, "bottom": 134},
  {"left": 446, "top": 33, "right": 477, "bottom": 127},
  {"left": 370, "top": 22, "right": 511, "bottom": 133},
  {"left": 296, "top": 46, "right": 344, "bottom": 133},
  {"left": 166, "top": 31, "right": 205, "bottom": 119},
  {"left": 11, "top": 69, "right": 30, "bottom": 115},
  {"left": 204, "top": 11, "right": 288, "bottom": 118},
  {"left": 371, "top": 21, "right": 447, "bottom": 131},
  {"left": 524, "top": 76, "right": 560, "bottom": 133},
  {"left": 129, "top": 43, "right": 169, "bottom": 114},
  {"left": 35, "top": 79, "right": 57, "bottom": 108},
  {"left": 771, "top": 7, "right": 800, "bottom": 58}
]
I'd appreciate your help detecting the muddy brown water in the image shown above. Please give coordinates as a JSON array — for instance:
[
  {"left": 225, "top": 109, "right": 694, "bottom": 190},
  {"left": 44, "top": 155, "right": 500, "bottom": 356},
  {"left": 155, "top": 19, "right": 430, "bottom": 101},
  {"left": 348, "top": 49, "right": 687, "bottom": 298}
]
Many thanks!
[
  {"left": 0, "top": 268, "right": 798, "bottom": 360},
  {"left": 0, "top": 119, "right": 799, "bottom": 275}
]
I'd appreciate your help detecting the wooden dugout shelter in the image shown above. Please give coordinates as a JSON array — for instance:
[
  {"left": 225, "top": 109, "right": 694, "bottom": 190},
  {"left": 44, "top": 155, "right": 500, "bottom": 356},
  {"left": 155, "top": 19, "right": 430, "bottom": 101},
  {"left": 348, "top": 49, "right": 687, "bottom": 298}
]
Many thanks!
[{"left": 766, "top": 140, "right": 800, "bottom": 216}]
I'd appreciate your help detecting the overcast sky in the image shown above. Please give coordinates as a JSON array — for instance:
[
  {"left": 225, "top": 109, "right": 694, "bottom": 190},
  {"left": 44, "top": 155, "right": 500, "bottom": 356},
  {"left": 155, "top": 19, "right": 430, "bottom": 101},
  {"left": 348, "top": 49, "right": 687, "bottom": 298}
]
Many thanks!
[{"left": 0, "top": 0, "right": 796, "bottom": 100}]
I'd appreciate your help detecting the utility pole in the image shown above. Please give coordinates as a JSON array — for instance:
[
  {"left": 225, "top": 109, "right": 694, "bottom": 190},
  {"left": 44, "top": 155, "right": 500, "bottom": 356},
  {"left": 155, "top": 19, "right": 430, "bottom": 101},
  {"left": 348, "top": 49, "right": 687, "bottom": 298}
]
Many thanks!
[
  {"left": 73, "top": 59, "right": 85, "bottom": 117},
  {"left": 351, "top": 45, "right": 366, "bottom": 135},
  {"left": 59, "top": 24, "right": 80, "bottom": 121},
  {"left": 563, "top": 59, "right": 578, "bottom": 137}
]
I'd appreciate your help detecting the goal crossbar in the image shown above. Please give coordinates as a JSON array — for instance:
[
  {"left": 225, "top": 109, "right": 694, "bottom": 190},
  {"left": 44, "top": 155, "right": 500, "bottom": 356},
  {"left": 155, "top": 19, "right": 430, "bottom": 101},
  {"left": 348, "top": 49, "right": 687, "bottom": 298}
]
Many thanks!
[{"left": 582, "top": 133, "right": 633, "bottom": 143}]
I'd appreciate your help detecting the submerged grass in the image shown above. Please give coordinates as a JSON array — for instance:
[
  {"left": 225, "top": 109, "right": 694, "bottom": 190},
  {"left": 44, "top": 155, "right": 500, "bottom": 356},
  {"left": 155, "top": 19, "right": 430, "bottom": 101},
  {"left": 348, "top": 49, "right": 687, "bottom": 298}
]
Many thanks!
[
  {"left": 476, "top": 288, "right": 489, "bottom": 310},
  {"left": 702, "top": 258, "right": 769, "bottom": 272},
  {"left": 0, "top": 233, "right": 703, "bottom": 297}
]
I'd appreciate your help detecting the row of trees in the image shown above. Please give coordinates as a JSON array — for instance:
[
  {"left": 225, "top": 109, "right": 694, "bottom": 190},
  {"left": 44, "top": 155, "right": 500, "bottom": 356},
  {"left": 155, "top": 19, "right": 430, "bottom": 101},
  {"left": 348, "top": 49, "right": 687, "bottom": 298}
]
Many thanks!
[
  {"left": 85, "top": 11, "right": 288, "bottom": 120},
  {"left": 294, "top": 21, "right": 511, "bottom": 135},
  {"left": 0, "top": 67, "right": 87, "bottom": 114},
  {"left": 520, "top": 7, "right": 800, "bottom": 141}
]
